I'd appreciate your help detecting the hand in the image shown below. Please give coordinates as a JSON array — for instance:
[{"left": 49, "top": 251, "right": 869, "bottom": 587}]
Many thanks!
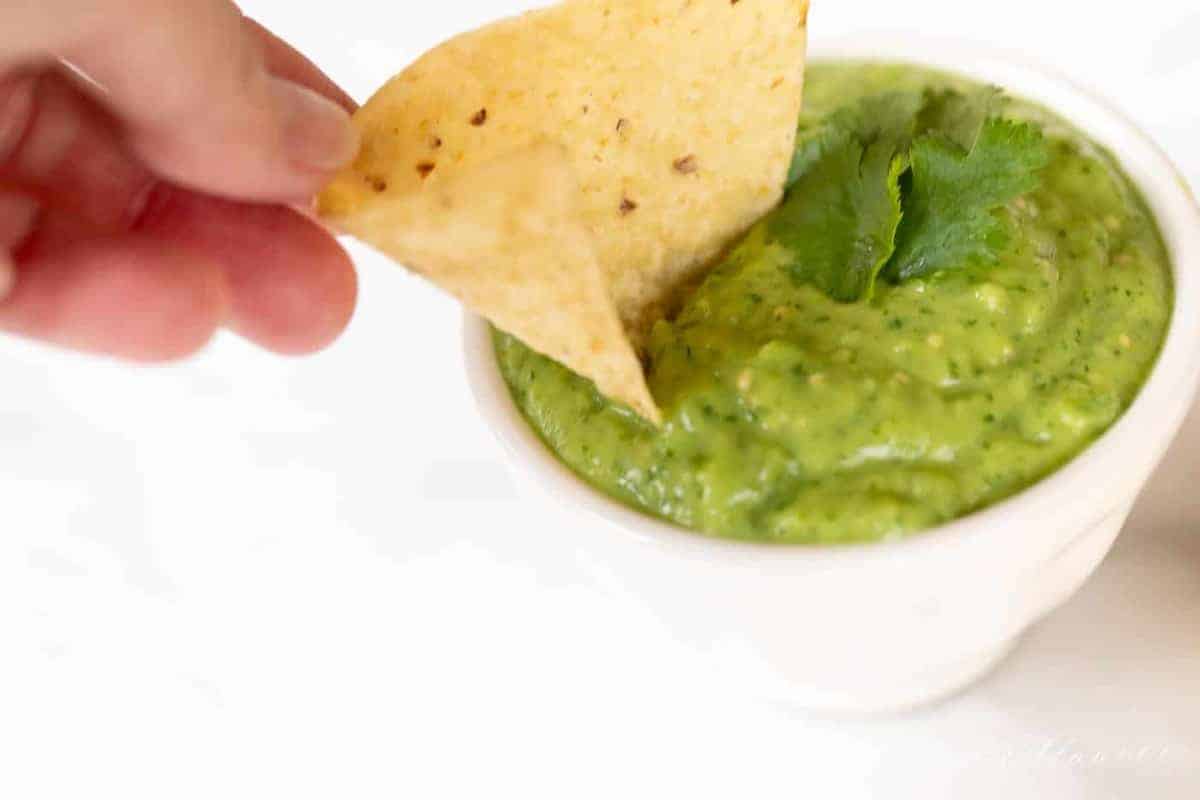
[{"left": 0, "top": 1, "right": 360, "bottom": 359}]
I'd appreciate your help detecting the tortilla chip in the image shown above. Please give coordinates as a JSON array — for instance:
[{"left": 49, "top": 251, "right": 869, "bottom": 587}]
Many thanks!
[
  {"left": 331, "top": 143, "right": 661, "bottom": 423},
  {"left": 319, "top": 0, "right": 810, "bottom": 420}
]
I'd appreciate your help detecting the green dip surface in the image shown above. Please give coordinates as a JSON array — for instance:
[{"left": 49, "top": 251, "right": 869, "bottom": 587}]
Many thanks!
[{"left": 495, "top": 61, "right": 1172, "bottom": 544}]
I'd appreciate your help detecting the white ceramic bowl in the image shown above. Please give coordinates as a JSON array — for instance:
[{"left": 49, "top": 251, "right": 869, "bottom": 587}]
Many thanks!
[{"left": 462, "top": 36, "right": 1200, "bottom": 713}]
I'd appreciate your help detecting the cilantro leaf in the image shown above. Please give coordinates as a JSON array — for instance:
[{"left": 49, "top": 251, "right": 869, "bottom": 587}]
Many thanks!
[
  {"left": 774, "top": 87, "right": 1048, "bottom": 301},
  {"left": 914, "top": 87, "right": 1001, "bottom": 151},
  {"left": 771, "top": 137, "right": 906, "bottom": 302},
  {"left": 786, "top": 91, "right": 924, "bottom": 189},
  {"left": 884, "top": 118, "right": 1050, "bottom": 283},
  {"left": 772, "top": 91, "right": 926, "bottom": 301}
]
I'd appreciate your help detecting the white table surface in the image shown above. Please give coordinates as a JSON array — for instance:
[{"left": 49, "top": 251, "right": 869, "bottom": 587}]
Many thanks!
[{"left": 4, "top": 1, "right": 1199, "bottom": 797}]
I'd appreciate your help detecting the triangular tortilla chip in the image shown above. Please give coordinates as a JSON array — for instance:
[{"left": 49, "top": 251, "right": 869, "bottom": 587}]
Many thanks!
[
  {"left": 319, "top": 0, "right": 810, "bottom": 421},
  {"left": 332, "top": 144, "right": 660, "bottom": 423}
]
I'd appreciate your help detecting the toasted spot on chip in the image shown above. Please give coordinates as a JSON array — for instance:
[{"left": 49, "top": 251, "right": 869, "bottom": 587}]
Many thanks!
[
  {"left": 673, "top": 155, "right": 698, "bottom": 174},
  {"left": 331, "top": 145, "right": 660, "bottom": 422},
  {"left": 416, "top": 161, "right": 436, "bottom": 178},
  {"left": 318, "top": 0, "right": 809, "bottom": 421}
]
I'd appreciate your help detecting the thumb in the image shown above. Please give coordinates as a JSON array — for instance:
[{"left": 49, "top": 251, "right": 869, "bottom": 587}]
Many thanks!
[{"left": 51, "top": 0, "right": 358, "bottom": 202}]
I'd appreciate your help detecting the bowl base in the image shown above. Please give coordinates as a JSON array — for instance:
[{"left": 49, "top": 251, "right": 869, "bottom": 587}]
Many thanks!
[{"left": 774, "top": 635, "right": 1024, "bottom": 717}]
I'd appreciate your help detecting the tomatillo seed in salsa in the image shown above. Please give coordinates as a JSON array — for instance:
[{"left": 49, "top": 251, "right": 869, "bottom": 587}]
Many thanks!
[{"left": 494, "top": 62, "right": 1172, "bottom": 544}]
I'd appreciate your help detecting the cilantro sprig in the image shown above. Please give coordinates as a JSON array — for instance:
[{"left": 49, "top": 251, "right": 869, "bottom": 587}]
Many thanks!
[
  {"left": 886, "top": 117, "right": 1050, "bottom": 282},
  {"left": 775, "top": 86, "right": 1049, "bottom": 301},
  {"left": 773, "top": 92, "right": 918, "bottom": 301}
]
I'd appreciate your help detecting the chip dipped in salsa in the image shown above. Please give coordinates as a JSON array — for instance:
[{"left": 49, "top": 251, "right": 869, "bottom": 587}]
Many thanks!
[{"left": 495, "top": 61, "right": 1173, "bottom": 544}]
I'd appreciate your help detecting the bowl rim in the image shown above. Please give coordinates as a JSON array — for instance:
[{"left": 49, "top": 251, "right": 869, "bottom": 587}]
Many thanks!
[{"left": 463, "top": 33, "right": 1200, "bottom": 567}]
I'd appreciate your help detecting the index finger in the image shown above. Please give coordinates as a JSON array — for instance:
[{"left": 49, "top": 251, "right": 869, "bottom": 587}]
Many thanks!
[
  {"left": 13, "top": 0, "right": 358, "bottom": 203},
  {"left": 245, "top": 17, "right": 357, "bottom": 114}
]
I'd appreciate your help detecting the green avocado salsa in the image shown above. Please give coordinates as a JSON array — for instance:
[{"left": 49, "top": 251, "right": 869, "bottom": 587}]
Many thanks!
[{"left": 494, "top": 61, "right": 1172, "bottom": 544}]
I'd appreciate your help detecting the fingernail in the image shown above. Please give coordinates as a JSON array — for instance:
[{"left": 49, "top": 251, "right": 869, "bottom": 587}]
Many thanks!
[{"left": 271, "top": 78, "right": 360, "bottom": 173}]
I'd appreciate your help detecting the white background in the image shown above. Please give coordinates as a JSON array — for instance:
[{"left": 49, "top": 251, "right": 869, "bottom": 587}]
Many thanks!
[{"left": 4, "top": 1, "right": 1200, "bottom": 797}]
